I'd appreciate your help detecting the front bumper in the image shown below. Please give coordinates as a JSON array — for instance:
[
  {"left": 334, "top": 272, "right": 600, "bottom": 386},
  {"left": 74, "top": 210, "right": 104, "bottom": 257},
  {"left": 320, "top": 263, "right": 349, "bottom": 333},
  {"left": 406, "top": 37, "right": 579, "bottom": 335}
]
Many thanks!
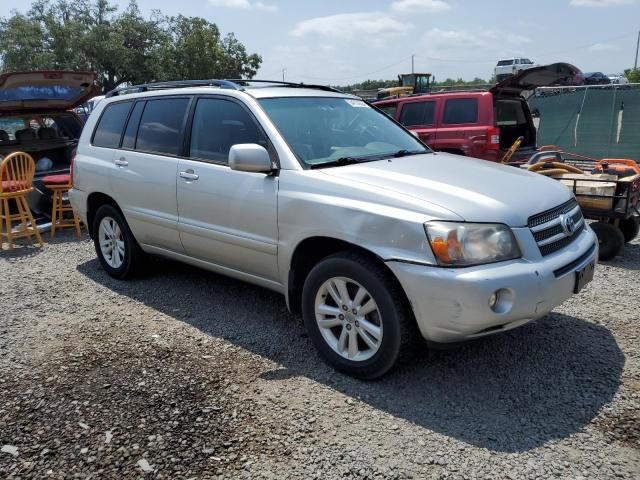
[{"left": 387, "top": 226, "right": 598, "bottom": 343}]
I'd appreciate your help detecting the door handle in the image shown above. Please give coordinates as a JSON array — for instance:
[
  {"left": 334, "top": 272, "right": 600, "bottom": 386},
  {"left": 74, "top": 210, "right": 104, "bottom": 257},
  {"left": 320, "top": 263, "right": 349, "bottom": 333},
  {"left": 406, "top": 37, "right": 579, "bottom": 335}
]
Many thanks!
[
  {"left": 115, "top": 157, "right": 128, "bottom": 167},
  {"left": 179, "top": 170, "right": 199, "bottom": 181}
]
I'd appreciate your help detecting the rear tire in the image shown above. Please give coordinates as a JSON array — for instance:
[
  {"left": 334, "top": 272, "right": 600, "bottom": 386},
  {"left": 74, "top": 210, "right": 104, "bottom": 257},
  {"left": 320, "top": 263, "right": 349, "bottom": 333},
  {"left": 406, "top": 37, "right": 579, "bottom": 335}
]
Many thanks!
[
  {"left": 591, "top": 221, "right": 624, "bottom": 261},
  {"left": 301, "top": 251, "right": 417, "bottom": 379},
  {"left": 619, "top": 217, "right": 639, "bottom": 243},
  {"left": 92, "top": 204, "right": 143, "bottom": 279}
]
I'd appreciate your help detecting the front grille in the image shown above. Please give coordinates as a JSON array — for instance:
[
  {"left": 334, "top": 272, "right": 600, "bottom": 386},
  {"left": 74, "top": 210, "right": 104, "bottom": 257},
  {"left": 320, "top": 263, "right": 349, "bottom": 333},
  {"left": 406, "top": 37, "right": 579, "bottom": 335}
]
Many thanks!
[
  {"left": 538, "top": 223, "right": 585, "bottom": 256},
  {"left": 528, "top": 198, "right": 578, "bottom": 228},
  {"left": 528, "top": 198, "right": 584, "bottom": 256}
]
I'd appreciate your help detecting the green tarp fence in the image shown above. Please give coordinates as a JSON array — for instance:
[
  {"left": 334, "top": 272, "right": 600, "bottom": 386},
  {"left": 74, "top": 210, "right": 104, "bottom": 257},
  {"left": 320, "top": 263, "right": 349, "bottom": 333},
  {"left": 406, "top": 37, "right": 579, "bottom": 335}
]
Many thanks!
[{"left": 528, "top": 85, "right": 640, "bottom": 161}]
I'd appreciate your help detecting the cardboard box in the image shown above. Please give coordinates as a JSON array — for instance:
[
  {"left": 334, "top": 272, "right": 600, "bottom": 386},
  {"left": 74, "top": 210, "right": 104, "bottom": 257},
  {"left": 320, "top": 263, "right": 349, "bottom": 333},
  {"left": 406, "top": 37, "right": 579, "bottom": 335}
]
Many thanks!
[{"left": 555, "top": 173, "right": 617, "bottom": 211}]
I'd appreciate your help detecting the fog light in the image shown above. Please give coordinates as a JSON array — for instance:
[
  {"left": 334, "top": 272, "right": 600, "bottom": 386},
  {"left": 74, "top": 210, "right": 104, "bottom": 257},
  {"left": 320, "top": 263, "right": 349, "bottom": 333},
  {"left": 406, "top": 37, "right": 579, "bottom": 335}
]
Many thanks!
[
  {"left": 489, "top": 292, "right": 498, "bottom": 309},
  {"left": 489, "top": 288, "right": 514, "bottom": 314}
]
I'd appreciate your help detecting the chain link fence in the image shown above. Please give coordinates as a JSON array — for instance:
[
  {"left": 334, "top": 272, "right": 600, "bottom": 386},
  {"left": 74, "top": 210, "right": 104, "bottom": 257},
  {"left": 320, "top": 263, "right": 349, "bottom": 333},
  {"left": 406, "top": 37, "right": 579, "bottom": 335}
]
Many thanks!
[{"left": 528, "top": 84, "right": 640, "bottom": 161}]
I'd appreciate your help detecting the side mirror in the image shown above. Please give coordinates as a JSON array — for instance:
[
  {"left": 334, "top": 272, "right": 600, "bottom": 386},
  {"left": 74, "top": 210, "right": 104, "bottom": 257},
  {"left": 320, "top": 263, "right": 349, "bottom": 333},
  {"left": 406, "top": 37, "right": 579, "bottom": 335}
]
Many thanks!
[{"left": 229, "top": 144, "right": 273, "bottom": 173}]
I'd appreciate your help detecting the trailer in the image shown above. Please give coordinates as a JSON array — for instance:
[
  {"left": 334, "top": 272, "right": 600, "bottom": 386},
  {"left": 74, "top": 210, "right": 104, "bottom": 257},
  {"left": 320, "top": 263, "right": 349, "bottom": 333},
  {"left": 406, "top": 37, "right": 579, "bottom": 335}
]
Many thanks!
[{"left": 522, "top": 152, "right": 640, "bottom": 260}]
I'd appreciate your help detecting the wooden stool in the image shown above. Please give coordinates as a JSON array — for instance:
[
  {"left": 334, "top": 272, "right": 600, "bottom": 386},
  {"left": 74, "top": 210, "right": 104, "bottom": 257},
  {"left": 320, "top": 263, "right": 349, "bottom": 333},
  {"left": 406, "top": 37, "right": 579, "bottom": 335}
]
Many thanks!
[
  {"left": 0, "top": 152, "right": 43, "bottom": 249},
  {"left": 42, "top": 174, "right": 82, "bottom": 238}
]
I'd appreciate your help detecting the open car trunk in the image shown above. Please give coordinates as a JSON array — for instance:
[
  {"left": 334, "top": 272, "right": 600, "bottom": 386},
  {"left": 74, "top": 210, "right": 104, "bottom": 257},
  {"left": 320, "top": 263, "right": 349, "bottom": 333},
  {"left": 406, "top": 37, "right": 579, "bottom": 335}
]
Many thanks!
[
  {"left": 490, "top": 62, "right": 582, "bottom": 161},
  {"left": 494, "top": 95, "right": 537, "bottom": 151},
  {"left": 0, "top": 111, "right": 84, "bottom": 223},
  {"left": 0, "top": 71, "right": 97, "bottom": 226}
]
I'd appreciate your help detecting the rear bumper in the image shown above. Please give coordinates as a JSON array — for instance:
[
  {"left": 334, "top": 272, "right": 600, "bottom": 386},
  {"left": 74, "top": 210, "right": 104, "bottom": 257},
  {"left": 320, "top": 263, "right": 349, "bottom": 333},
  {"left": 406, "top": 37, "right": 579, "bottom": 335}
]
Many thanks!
[
  {"left": 387, "top": 226, "right": 598, "bottom": 343},
  {"left": 69, "top": 187, "right": 88, "bottom": 227}
]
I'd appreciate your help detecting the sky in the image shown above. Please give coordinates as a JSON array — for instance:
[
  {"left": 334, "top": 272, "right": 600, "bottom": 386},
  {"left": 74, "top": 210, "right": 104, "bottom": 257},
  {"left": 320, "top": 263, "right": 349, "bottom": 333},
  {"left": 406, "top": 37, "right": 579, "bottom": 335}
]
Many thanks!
[{"left": 1, "top": 0, "right": 639, "bottom": 84}]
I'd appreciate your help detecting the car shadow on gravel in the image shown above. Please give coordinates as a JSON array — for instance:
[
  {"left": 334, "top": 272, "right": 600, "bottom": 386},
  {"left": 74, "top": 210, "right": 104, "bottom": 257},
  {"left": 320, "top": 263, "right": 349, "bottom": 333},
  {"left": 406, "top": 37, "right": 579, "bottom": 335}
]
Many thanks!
[
  {"left": 77, "top": 257, "right": 624, "bottom": 454},
  {"left": 603, "top": 242, "right": 640, "bottom": 270}
]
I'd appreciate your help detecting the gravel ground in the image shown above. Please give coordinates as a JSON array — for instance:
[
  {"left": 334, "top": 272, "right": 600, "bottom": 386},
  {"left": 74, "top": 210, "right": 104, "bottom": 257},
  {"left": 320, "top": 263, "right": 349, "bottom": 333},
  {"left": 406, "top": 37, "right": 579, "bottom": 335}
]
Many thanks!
[{"left": 1, "top": 232, "right": 638, "bottom": 479}]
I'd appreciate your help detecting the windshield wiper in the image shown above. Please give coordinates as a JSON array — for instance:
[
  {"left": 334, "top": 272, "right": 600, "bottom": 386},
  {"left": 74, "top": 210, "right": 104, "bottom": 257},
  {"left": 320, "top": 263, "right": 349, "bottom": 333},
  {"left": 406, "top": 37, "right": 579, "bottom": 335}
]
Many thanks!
[
  {"left": 388, "top": 149, "right": 427, "bottom": 158},
  {"left": 309, "top": 156, "right": 369, "bottom": 169}
]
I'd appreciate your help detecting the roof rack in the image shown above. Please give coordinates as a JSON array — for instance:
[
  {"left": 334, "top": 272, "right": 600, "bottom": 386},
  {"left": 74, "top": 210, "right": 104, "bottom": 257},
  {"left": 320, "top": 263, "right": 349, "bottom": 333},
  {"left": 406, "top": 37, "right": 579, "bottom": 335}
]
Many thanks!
[
  {"left": 105, "top": 78, "right": 345, "bottom": 98},
  {"left": 228, "top": 79, "right": 344, "bottom": 93},
  {"left": 429, "top": 88, "right": 492, "bottom": 94},
  {"left": 105, "top": 79, "right": 242, "bottom": 98}
]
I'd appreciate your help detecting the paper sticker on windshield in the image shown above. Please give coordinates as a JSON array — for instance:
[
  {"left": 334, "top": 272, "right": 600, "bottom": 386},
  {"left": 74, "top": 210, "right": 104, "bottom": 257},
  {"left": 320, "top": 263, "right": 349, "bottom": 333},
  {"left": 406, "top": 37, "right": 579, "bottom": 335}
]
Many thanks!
[{"left": 344, "top": 99, "right": 368, "bottom": 108}]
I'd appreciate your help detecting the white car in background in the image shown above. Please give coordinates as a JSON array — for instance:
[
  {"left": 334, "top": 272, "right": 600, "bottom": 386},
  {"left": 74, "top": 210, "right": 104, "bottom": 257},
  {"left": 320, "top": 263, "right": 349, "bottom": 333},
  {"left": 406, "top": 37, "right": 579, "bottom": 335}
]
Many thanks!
[
  {"left": 608, "top": 74, "right": 629, "bottom": 85},
  {"left": 495, "top": 58, "right": 538, "bottom": 82}
]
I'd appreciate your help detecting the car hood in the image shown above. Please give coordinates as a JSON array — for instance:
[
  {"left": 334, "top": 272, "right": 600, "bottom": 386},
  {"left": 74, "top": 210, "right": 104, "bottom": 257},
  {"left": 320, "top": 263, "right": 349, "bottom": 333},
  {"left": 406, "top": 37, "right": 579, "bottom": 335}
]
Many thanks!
[
  {"left": 490, "top": 62, "right": 582, "bottom": 95},
  {"left": 0, "top": 70, "right": 100, "bottom": 112},
  {"left": 319, "top": 152, "right": 573, "bottom": 226}
]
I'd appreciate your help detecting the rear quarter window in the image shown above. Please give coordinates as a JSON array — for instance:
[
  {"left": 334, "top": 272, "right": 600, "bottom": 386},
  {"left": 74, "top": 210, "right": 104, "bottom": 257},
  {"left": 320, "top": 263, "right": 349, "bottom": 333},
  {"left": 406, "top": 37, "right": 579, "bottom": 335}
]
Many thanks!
[
  {"left": 442, "top": 98, "right": 478, "bottom": 125},
  {"left": 377, "top": 105, "right": 398, "bottom": 118},
  {"left": 92, "top": 102, "right": 133, "bottom": 148}
]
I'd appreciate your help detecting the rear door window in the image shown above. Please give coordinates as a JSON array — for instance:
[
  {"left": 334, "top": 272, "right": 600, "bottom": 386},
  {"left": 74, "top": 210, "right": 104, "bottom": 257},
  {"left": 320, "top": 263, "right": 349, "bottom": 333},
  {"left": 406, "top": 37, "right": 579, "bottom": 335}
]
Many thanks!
[
  {"left": 121, "top": 101, "right": 145, "bottom": 150},
  {"left": 398, "top": 101, "right": 436, "bottom": 126},
  {"left": 189, "top": 97, "right": 267, "bottom": 164},
  {"left": 442, "top": 98, "right": 478, "bottom": 125},
  {"left": 136, "top": 98, "right": 190, "bottom": 156},
  {"left": 92, "top": 102, "right": 132, "bottom": 148}
]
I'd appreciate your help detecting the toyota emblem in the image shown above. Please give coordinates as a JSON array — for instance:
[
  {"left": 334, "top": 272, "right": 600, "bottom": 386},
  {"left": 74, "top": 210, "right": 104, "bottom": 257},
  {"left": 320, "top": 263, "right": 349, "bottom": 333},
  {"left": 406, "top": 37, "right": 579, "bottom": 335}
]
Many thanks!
[{"left": 560, "top": 214, "right": 576, "bottom": 236}]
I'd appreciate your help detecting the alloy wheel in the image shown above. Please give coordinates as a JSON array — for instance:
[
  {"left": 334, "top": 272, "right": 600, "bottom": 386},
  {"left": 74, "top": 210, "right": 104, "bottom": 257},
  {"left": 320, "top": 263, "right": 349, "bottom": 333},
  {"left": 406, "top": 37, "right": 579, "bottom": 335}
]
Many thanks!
[
  {"left": 314, "top": 277, "right": 383, "bottom": 362},
  {"left": 98, "top": 216, "right": 125, "bottom": 269}
]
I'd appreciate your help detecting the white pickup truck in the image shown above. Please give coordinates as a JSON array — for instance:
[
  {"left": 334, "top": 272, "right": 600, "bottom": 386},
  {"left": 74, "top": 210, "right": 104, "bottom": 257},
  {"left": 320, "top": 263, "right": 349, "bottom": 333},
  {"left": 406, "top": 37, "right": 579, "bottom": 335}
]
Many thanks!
[{"left": 495, "top": 58, "right": 538, "bottom": 82}]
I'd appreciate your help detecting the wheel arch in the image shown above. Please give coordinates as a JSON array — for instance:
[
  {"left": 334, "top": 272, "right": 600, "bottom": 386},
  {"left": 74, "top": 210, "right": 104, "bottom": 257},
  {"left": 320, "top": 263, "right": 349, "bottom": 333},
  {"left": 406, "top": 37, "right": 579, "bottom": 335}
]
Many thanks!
[
  {"left": 86, "top": 192, "right": 124, "bottom": 238},
  {"left": 286, "top": 236, "right": 410, "bottom": 315}
]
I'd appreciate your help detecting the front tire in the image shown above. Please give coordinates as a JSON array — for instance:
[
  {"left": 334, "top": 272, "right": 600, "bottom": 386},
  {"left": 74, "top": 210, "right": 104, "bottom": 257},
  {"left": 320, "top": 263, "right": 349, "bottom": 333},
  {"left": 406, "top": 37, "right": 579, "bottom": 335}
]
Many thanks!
[
  {"left": 591, "top": 221, "right": 624, "bottom": 261},
  {"left": 301, "top": 252, "right": 417, "bottom": 379},
  {"left": 92, "top": 204, "right": 143, "bottom": 279}
]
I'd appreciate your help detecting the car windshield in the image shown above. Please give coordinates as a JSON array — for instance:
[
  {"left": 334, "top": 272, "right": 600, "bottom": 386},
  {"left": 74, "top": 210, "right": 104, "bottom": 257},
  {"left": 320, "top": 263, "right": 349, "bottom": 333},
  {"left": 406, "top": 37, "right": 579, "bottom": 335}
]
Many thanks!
[{"left": 258, "top": 96, "right": 430, "bottom": 168}]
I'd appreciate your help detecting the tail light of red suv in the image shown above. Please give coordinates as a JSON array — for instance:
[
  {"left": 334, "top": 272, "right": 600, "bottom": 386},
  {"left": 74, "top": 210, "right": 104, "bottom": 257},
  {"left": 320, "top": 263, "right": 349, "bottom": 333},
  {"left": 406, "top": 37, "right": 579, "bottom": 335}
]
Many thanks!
[{"left": 487, "top": 127, "right": 500, "bottom": 150}]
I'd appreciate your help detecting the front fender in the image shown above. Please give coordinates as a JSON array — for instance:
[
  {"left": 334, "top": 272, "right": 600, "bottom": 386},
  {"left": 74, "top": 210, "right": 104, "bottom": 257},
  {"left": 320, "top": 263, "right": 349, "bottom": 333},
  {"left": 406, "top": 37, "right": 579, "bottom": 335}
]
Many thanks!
[{"left": 276, "top": 170, "right": 461, "bottom": 287}]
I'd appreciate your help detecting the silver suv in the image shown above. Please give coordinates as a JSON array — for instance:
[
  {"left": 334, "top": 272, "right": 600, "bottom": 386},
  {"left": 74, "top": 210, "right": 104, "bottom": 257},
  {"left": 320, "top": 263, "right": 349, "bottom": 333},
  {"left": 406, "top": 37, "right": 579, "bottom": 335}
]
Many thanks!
[{"left": 71, "top": 80, "right": 598, "bottom": 378}]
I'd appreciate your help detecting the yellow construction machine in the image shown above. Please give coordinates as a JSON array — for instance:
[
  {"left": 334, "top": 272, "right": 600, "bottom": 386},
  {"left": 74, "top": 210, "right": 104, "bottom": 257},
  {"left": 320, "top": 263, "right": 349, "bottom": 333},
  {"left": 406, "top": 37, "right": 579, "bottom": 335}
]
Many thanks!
[{"left": 376, "top": 73, "right": 432, "bottom": 99}]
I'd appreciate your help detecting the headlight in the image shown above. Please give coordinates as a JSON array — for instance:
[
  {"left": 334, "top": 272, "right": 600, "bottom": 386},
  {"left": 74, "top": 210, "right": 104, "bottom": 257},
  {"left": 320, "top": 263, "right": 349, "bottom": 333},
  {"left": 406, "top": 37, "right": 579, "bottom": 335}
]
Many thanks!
[{"left": 424, "top": 222, "right": 521, "bottom": 266}]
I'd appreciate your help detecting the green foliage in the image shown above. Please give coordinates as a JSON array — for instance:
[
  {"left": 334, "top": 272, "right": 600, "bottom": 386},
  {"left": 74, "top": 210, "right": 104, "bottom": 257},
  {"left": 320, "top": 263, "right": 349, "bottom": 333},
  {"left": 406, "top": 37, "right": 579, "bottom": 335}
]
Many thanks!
[
  {"left": 624, "top": 68, "right": 640, "bottom": 83},
  {"left": 433, "top": 77, "right": 490, "bottom": 87},
  {"left": 0, "top": 0, "right": 262, "bottom": 92},
  {"left": 349, "top": 79, "right": 398, "bottom": 90},
  {"left": 338, "top": 76, "right": 491, "bottom": 92}
]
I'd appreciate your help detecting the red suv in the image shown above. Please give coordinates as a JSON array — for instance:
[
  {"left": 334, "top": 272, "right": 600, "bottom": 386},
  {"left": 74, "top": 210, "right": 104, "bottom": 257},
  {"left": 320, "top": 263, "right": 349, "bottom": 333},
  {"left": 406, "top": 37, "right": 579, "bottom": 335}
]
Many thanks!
[{"left": 373, "top": 63, "right": 580, "bottom": 163}]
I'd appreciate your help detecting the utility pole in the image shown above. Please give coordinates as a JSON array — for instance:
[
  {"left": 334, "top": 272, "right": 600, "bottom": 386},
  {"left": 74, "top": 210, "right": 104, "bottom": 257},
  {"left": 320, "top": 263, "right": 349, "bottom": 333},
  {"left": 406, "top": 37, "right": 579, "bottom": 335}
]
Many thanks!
[
  {"left": 635, "top": 30, "right": 639, "bottom": 70},
  {"left": 282, "top": 69, "right": 286, "bottom": 81},
  {"left": 411, "top": 54, "right": 415, "bottom": 74}
]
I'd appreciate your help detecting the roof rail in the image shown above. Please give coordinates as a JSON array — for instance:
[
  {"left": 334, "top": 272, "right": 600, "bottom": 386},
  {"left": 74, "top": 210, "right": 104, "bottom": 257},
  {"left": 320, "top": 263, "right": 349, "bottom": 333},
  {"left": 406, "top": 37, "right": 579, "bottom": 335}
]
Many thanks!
[
  {"left": 429, "top": 87, "right": 492, "bottom": 94},
  {"left": 105, "top": 78, "right": 346, "bottom": 98},
  {"left": 228, "top": 79, "right": 344, "bottom": 93},
  {"left": 105, "top": 79, "right": 242, "bottom": 98}
]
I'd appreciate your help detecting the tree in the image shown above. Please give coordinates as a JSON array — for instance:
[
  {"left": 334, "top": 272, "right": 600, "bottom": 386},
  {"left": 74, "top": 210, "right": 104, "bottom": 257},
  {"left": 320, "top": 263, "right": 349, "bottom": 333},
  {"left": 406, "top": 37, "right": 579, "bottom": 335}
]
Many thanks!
[
  {"left": 0, "top": 0, "right": 262, "bottom": 92},
  {"left": 624, "top": 68, "right": 640, "bottom": 83},
  {"left": 155, "top": 16, "right": 261, "bottom": 81}
]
